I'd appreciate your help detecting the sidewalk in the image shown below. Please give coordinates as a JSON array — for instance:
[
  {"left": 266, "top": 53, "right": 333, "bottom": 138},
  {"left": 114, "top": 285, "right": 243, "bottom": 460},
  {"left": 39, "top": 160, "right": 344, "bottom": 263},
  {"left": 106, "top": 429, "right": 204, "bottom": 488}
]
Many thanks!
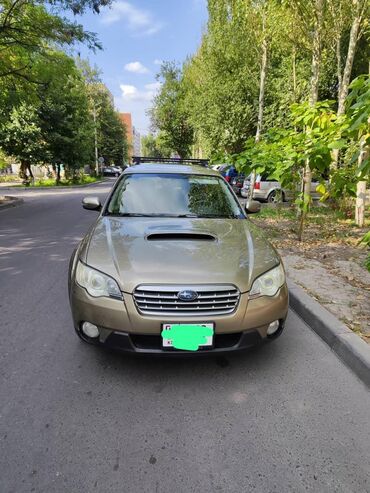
[
  {"left": 251, "top": 205, "right": 370, "bottom": 343},
  {"left": 284, "top": 252, "right": 370, "bottom": 341}
]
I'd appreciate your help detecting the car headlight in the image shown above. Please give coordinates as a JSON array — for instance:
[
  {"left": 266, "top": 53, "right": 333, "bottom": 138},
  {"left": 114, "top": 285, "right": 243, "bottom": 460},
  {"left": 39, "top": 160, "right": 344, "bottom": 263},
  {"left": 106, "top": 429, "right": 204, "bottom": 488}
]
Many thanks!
[
  {"left": 75, "top": 260, "right": 122, "bottom": 299},
  {"left": 249, "top": 264, "right": 285, "bottom": 298}
]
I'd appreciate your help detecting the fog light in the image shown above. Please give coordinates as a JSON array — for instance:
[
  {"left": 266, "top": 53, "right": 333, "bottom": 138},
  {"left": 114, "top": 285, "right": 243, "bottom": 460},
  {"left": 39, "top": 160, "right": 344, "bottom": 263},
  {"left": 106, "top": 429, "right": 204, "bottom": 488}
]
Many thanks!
[
  {"left": 82, "top": 322, "right": 99, "bottom": 338},
  {"left": 267, "top": 320, "right": 280, "bottom": 336}
]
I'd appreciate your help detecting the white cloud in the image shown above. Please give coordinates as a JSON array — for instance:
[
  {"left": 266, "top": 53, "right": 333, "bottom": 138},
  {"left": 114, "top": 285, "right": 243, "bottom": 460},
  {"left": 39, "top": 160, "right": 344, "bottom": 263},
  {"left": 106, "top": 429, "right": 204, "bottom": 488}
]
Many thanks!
[
  {"left": 144, "top": 82, "right": 162, "bottom": 91},
  {"left": 124, "top": 61, "right": 149, "bottom": 74},
  {"left": 116, "top": 81, "right": 162, "bottom": 133},
  {"left": 119, "top": 82, "right": 161, "bottom": 102},
  {"left": 101, "top": 1, "right": 163, "bottom": 36},
  {"left": 120, "top": 84, "right": 138, "bottom": 99},
  {"left": 153, "top": 59, "right": 163, "bottom": 66}
]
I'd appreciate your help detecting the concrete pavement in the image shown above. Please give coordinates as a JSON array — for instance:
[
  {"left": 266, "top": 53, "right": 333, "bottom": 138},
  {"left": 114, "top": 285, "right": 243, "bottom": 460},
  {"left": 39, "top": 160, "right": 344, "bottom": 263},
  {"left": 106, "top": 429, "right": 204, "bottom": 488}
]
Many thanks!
[{"left": 1, "top": 181, "right": 370, "bottom": 493}]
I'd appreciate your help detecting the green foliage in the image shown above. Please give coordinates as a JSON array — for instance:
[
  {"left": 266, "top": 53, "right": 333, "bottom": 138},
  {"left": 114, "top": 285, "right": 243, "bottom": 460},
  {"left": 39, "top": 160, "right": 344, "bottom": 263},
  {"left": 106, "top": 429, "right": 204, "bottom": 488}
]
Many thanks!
[
  {"left": 346, "top": 75, "right": 370, "bottom": 177},
  {"left": 0, "top": 53, "right": 95, "bottom": 175},
  {"left": 236, "top": 101, "right": 346, "bottom": 193},
  {"left": 38, "top": 54, "right": 94, "bottom": 171},
  {"left": 358, "top": 231, "right": 370, "bottom": 272},
  {"left": 141, "top": 134, "right": 164, "bottom": 158},
  {"left": 0, "top": 103, "right": 46, "bottom": 166},
  {"left": 150, "top": 62, "right": 194, "bottom": 158},
  {"left": 78, "top": 60, "right": 129, "bottom": 167},
  {"left": 96, "top": 90, "right": 128, "bottom": 166},
  {"left": 0, "top": 0, "right": 101, "bottom": 88},
  {"left": 181, "top": 0, "right": 261, "bottom": 157},
  {"left": 27, "top": 175, "right": 100, "bottom": 187}
]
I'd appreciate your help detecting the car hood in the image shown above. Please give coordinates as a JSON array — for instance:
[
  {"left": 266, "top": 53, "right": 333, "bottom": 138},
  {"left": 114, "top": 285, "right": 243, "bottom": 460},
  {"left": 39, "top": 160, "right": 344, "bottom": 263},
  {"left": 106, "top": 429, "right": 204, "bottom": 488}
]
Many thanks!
[{"left": 82, "top": 216, "right": 280, "bottom": 293}]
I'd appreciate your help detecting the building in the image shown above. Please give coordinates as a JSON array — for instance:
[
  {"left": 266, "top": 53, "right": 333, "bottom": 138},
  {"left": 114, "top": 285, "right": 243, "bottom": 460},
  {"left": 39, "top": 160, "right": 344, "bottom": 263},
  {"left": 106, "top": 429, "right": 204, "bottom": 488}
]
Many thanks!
[
  {"left": 119, "top": 113, "right": 141, "bottom": 162},
  {"left": 133, "top": 126, "right": 141, "bottom": 157}
]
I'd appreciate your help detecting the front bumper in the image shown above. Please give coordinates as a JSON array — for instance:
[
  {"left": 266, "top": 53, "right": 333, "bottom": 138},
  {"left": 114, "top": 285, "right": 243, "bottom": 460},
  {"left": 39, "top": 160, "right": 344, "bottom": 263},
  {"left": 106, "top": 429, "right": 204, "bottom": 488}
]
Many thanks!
[{"left": 69, "top": 282, "right": 289, "bottom": 354}]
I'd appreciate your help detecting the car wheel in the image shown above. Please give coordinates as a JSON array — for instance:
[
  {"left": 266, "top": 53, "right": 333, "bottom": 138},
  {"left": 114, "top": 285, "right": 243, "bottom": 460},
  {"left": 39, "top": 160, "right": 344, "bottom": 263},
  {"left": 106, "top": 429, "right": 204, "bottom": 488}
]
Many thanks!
[{"left": 267, "top": 190, "right": 284, "bottom": 203}]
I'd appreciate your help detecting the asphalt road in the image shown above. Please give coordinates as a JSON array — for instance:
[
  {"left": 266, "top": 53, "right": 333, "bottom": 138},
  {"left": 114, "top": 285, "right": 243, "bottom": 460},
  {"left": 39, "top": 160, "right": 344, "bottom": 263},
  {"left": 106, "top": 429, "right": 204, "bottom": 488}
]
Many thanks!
[{"left": 1, "top": 180, "right": 370, "bottom": 493}]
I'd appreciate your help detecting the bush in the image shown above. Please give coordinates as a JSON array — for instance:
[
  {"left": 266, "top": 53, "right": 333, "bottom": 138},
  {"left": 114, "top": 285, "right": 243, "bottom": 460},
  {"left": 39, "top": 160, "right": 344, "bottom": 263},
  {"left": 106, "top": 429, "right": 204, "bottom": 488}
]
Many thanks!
[{"left": 0, "top": 174, "right": 20, "bottom": 183}]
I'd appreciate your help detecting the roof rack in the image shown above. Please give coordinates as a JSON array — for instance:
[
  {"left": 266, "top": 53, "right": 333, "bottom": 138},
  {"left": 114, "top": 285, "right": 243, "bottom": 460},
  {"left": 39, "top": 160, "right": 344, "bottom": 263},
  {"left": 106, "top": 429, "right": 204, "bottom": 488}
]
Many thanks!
[{"left": 132, "top": 156, "right": 210, "bottom": 167}]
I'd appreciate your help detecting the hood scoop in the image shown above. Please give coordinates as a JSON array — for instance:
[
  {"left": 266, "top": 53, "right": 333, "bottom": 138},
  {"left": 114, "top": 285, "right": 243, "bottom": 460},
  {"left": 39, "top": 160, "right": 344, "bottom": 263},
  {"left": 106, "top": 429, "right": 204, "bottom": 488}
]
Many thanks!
[{"left": 146, "top": 232, "right": 217, "bottom": 242}]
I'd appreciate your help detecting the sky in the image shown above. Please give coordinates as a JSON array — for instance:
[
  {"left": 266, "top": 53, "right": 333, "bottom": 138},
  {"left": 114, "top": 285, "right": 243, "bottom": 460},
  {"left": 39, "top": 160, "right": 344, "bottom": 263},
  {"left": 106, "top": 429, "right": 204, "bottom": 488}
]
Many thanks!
[{"left": 73, "top": 0, "right": 208, "bottom": 135}]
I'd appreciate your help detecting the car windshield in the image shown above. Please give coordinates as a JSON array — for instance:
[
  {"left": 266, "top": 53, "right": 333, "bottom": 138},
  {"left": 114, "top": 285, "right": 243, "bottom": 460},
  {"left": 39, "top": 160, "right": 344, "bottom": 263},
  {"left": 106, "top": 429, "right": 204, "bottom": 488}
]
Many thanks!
[{"left": 106, "top": 173, "right": 243, "bottom": 218}]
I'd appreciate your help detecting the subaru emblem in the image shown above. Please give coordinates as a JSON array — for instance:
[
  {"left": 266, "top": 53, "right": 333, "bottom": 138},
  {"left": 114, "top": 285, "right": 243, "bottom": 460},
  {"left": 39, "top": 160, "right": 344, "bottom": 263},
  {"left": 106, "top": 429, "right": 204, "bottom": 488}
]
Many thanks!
[{"left": 177, "top": 290, "right": 198, "bottom": 302}]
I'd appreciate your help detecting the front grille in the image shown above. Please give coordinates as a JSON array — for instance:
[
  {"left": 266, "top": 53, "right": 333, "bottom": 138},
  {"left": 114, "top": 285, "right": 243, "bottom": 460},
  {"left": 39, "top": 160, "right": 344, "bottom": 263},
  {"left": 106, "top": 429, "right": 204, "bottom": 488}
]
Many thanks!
[{"left": 133, "top": 285, "right": 240, "bottom": 316}]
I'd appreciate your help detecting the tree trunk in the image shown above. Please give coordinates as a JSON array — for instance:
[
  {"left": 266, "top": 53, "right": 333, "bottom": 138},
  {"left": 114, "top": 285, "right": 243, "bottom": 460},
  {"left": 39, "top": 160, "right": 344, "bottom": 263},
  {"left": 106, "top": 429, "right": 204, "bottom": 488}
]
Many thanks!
[
  {"left": 355, "top": 126, "right": 369, "bottom": 227},
  {"left": 26, "top": 162, "right": 34, "bottom": 181},
  {"left": 330, "top": 32, "right": 343, "bottom": 171},
  {"left": 53, "top": 164, "right": 61, "bottom": 184},
  {"left": 19, "top": 160, "right": 28, "bottom": 181},
  {"left": 93, "top": 104, "right": 99, "bottom": 175},
  {"left": 336, "top": 35, "right": 342, "bottom": 100},
  {"left": 331, "top": 0, "right": 364, "bottom": 171},
  {"left": 249, "top": 8, "right": 268, "bottom": 199},
  {"left": 355, "top": 181, "right": 367, "bottom": 227},
  {"left": 337, "top": 0, "right": 363, "bottom": 116},
  {"left": 292, "top": 46, "right": 297, "bottom": 103},
  {"left": 298, "top": 0, "right": 324, "bottom": 240}
]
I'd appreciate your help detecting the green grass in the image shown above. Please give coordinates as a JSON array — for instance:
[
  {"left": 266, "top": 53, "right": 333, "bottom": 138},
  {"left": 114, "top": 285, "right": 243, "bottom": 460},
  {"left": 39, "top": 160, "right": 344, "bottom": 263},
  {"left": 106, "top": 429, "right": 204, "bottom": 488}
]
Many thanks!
[
  {"left": 0, "top": 175, "right": 20, "bottom": 183},
  {"left": 257, "top": 204, "right": 369, "bottom": 226},
  {"left": 257, "top": 205, "right": 296, "bottom": 221},
  {"left": 15, "top": 175, "right": 100, "bottom": 187}
]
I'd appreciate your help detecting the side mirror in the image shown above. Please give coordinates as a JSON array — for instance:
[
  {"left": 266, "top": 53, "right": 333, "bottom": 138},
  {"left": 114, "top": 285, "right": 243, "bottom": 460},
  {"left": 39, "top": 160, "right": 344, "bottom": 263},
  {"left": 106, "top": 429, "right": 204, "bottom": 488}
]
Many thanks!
[
  {"left": 245, "top": 200, "right": 261, "bottom": 214},
  {"left": 82, "top": 196, "right": 101, "bottom": 211}
]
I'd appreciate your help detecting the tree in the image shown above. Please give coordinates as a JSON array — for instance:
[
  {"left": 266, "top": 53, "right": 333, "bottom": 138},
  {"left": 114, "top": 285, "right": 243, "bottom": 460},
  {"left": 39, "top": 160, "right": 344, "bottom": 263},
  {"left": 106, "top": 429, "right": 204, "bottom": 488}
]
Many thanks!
[
  {"left": 327, "top": 0, "right": 369, "bottom": 169},
  {"left": 0, "top": 0, "right": 102, "bottom": 84},
  {"left": 150, "top": 62, "right": 194, "bottom": 158},
  {"left": 182, "top": 0, "right": 260, "bottom": 157},
  {"left": 141, "top": 134, "right": 163, "bottom": 158},
  {"left": 78, "top": 59, "right": 128, "bottom": 171},
  {"left": 37, "top": 54, "right": 94, "bottom": 182},
  {"left": 345, "top": 75, "right": 370, "bottom": 226},
  {"left": 97, "top": 95, "right": 128, "bottom": 167},
  {"left": 0, "top": 51, "right": 97, "bottom": 183},
  {"left": 0, "top": 102, "right": 45, "bottom": 181}
]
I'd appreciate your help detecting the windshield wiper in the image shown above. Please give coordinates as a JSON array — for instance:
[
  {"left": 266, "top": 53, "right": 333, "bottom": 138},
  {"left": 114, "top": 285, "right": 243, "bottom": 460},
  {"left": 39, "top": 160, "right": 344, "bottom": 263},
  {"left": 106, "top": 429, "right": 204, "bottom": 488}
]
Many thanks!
[
  {"left": 194, "top": 214, "right": 240, "bottom": 219},
  {"left": 106, "top": 212, "right": 240, "bottom": 219},
  {"left": 106, "top": 212, "right": 187, "bottom": 217},
  {"left": 175, "top": 213, "right": 240, "bottom": 219},
  {"left": 106, "top": 212, "right": 155, "bottom": 217},
  {"left": 176, "top": 214, "right": 200, "bottom": 218}
]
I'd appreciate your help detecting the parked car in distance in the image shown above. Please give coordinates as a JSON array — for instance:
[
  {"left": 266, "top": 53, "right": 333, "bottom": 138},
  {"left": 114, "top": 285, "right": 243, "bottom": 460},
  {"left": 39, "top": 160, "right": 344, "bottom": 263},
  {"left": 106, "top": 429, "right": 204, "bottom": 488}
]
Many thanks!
[
  {"left": 69, "top": 162, "right": 288, "bottom": 355},
  {"left": 241, "top": 174, "right": 325, "bottom": 202},
  {"left": 211, "top": 164, "right": 223, "bottom": 171},
  {"left": 218, "top": 164, "right": 238, "bottom": 183},
  {"left": 231, "top": 173, "right": 245, "bottom": 196},
  {"left": 102, "top": 166, "right": 122, "bottom": 177}
]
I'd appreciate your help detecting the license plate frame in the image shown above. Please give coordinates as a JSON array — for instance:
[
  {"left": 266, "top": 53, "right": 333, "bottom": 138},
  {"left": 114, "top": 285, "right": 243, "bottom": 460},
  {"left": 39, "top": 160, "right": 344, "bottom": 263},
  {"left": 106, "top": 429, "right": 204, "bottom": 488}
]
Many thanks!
[{"left": 161, "top": 322, "right": 215, "bottom": 350}]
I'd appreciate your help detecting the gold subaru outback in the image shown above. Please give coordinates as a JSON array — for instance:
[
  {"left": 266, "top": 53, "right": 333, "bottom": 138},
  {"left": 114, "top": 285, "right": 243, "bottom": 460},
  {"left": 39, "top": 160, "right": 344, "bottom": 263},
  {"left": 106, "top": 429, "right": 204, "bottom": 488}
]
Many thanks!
[{"left": 68, "top": 162, "right": 289, "bottom": 354}]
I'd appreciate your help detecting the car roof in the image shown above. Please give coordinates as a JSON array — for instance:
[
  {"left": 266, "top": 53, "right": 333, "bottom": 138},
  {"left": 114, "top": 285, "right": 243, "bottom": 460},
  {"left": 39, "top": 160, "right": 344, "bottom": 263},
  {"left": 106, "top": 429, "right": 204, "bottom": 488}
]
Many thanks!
[{"left": 123, "top": 163, "right": 220, "bottom": 176}]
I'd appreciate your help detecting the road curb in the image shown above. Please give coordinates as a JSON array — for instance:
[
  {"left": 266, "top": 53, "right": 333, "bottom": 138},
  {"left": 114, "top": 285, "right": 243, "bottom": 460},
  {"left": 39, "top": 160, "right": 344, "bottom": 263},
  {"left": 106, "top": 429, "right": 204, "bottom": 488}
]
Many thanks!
[
  {"left": 0, "top": 196, "right": 23, "bottom": 211},
  {"left": 288, "top": 280, "right": 370, "bottom": 388}
]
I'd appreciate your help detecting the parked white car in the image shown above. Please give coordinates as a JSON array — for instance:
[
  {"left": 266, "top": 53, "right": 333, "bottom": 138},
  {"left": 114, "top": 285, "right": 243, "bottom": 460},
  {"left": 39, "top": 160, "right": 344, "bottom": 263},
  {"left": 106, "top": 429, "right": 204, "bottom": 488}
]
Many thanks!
[{"left": 241, "top": 174, "right": 324, "bottom": 202}]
